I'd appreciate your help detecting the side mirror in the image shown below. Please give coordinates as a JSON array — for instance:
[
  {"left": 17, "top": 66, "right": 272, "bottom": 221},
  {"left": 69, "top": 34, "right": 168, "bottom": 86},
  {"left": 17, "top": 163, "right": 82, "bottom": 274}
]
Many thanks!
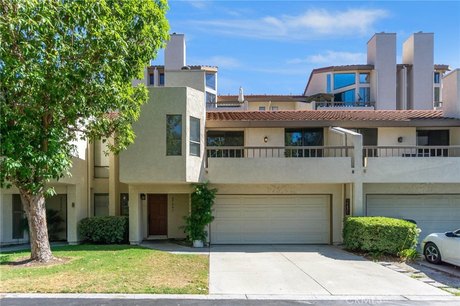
[{"left": 445, "top": 232, "right": 455, "bottom": 238}]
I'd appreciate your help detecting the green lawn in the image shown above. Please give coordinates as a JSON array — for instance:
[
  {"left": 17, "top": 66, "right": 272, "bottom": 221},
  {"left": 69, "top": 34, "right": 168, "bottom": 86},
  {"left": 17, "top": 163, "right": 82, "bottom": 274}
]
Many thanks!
[{"left": 0, "top": 244, "right": 208, "bottom": 294}]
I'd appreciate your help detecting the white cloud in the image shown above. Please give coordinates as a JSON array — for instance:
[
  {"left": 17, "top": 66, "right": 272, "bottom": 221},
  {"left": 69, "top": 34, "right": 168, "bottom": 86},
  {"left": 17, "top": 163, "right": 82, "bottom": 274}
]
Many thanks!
[
  {"left": 189, "top": 8, "right": 388, "bottom": 40},
  {"left": 187, "top": 1, "right": 209, "bottom": 10},
  {"left": 288, "top": 51, "right": 367, "bottom": 65}
]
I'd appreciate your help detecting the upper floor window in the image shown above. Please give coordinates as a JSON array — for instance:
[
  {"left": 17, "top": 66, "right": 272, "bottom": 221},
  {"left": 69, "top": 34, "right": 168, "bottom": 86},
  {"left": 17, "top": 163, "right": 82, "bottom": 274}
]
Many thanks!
[
  {"left": 166, "top": 115, "right": 182, "bottom": 156},
  {"left": 159, "top": 73, "right": 165, "bottom": 86},
  {"left": 434, "top": 72, "right": 440, "bottom": 84},
  {"left": 359, "top": 73, "right": 370, "bottom": 84},
  {"left": 358, "top": 87, "right": 370, "bottom": 103},
  {"left": 207, "top": 130, "right": 244, "bottom": 157},
  {"left": 285, "top": 128, "right": 324, "bottom": 157},
  {"left": 206, "top": 92, "right": 216, "bottom": 105},
  {"left": 334, "top": 89, "right": 355, "bottom": 104},
  {"left": 333, "top": 73, "right": 355, "bottom": 90},
  {"left": 206, "top": 73, "right": 216, "bottom": 90},
  {"left": 259, "top": 106, "right": 266, "bottom": 111},
  {"left": 434, "top": 87, "right": 440, "bottom": 103},
  {"left": 149, "top": 73, "right": 154, "bottom": 85},
  {"left": 326, "top": 74, "right": 331, "bottom": 93},
  {"left": 94, "top": 139, "right": 109, "bottom": 178},
  {"left": 190, "top": 117, "right": 200, "bottom": 157},
  {"left": 271, "top": 106, "right": 279, "bottom": 111}
]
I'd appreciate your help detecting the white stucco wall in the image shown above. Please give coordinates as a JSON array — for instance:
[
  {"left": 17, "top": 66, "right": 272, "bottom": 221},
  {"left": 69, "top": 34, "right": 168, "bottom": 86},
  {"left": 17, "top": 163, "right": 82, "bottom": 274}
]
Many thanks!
[
  {"left": 165, "top": 71, "right": 205, "bottom": 93},
  {"left": 442, "top": 69, "right": 460, "bottom": 118},
  {"left": 305, "top": 72, "right": 327, "bottom": 96},
  {"left": 377, "top": 127, "right": 416, "bottom": 146}
]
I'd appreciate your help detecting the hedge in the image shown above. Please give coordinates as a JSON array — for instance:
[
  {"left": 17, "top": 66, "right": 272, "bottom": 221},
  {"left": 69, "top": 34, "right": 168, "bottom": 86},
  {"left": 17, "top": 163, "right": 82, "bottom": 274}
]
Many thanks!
[
  {"left": 78, "top": 216, "right": 128, "bottom": 244},
  {"left": 343, "top": 217, "right": 419, "bottom": 255}
]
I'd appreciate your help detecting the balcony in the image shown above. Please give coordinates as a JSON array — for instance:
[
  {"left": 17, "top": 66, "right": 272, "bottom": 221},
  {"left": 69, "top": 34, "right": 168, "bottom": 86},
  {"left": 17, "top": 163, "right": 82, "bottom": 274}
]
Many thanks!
[
  {"left": 314, "top": 101, "right": 375, "bottom": 110},
  {"left": 205, "top": 146, "right": 354, "bottom": 184},
  {"left": 363, "top": 145, "right": 460, "bottom": 183}
]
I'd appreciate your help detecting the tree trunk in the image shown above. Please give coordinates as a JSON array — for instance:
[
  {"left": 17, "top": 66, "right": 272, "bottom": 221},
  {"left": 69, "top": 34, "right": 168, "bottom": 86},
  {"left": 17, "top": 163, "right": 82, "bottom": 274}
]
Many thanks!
[{"left": 19, "top": 189, "right": 54, "bottom": 262}]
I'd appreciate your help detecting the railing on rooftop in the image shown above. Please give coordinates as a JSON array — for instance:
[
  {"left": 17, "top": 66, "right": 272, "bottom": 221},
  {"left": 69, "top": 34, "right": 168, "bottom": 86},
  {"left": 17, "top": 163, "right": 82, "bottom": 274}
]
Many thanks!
[
  {"left": 363, "top": 146, "right": 460, "bottom": 158},
  {"left": 314, "top": 101, "right": 375, "bottom": 110},
  {"left": 206, "top": 102, "right": 246, "bottom": 111}
]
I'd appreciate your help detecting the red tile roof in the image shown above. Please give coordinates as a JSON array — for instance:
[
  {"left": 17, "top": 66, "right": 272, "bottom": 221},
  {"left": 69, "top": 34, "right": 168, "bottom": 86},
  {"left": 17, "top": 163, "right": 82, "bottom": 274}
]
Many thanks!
[{"left": 206, "top": 110, "right": 451, "bottom": 122}]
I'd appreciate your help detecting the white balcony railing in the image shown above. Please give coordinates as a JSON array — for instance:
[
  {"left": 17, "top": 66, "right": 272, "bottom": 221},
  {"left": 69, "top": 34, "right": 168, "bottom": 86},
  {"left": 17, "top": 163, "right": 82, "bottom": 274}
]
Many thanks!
[
  {"left": 363, "top": 146, "right": 460, "bottom": 158},
  {"left": 206, "top": 146, "right": 353, "bottom": 160}
]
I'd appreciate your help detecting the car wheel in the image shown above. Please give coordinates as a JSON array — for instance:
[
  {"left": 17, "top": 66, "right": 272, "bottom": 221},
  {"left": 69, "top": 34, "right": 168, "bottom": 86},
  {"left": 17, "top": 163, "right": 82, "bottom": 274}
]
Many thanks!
[{"left": 424, "top": 242, "right": 442, "bottom": 264}]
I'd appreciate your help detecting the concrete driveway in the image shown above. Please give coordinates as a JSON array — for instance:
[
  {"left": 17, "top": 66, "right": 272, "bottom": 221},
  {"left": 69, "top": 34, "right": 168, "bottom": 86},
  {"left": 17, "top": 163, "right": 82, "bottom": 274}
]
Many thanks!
[{"left": 209, "top": 245, "right": 450, "bottom": 296}]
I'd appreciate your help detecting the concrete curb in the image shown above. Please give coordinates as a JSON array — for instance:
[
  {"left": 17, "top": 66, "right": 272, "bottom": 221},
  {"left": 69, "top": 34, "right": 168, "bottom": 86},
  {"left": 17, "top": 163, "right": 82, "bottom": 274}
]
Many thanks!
[{"left": 1, "top": 293, "right": 460, "bottom": 301}]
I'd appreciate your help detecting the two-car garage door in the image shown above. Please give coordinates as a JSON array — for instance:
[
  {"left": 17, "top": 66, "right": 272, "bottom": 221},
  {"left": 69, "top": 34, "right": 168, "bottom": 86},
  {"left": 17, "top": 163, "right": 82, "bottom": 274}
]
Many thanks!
[
  {"left": 210, "top": 195, "right": 330, "bottom": 244},
  {"left": 367, "top": 194, "right": 460, "bottom": 240}
]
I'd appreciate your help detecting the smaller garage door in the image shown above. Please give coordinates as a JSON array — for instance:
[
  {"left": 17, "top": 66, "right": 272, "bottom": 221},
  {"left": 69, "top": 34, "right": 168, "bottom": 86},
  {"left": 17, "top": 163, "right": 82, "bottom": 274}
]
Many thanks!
[
  {"left": 367, "top": 194, "right": 460, "bottom": 240},
  {"left": 210, "top": 195, "right": 330, "bottom": 244}
]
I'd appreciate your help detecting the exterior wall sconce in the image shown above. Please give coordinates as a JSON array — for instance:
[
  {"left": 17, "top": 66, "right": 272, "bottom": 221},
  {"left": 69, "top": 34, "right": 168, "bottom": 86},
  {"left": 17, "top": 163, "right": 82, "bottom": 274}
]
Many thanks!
[
  {"left": 264, "top": 136, "right": 268, "bottom": 143},
  {"left": 140, "top": 193, "right": 146, "bottom": 201},
  {"left": 397, "top": 137, "right": 403, "bottom": 143}
]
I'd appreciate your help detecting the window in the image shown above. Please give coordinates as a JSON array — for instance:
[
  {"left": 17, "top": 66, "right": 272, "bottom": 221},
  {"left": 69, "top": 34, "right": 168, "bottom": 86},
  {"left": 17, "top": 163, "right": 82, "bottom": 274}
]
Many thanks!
[
  {"left": 94, "top": 194, "right": 109, "bottom": 216},
  {"left": 271, "top": 106, "right": 279, "bottom": 111},
  {"left": 190, "top": 117, "right": 200, "bottom": 157},
  {"left": 259, "top": 106, "right": 266, "bottom": 111},
  {"left": 206, "top": 73, "right": 216, "bottom": 90},
  {"left": 434, "top": 87, "right": 440, "bottom": 102},
  {"left": 359, "top": 73, "right": 370, "bottom": 84},
  {"left": 120, "top": 193, "right": 129, "bottom": 217},
  {"left": 326, "top": 74, "right": 331, "bottom": 93},
  {"left": 285, "top": 128, "right": 323, "bottom": 157},
  {"left": 358, "top": 87, "right": 370, "bottom": 103},
  {"left": 434, "top": 72, "right": 440, "bottom": 84},
  {"left": 333, "top": 73, "right": 355, "bottom": 90},
  {"left": 416, "top": 130, "right": 449, "bottom": 157},
  {"left": 94, "top": 139, "right": 109, "bottom": 178},
  {"left": 159, "top": 73, "right": 165, "bottom": 86},
  {"left": 12, "top": 195, "right": 24, "bottom": 239},
  {"left": 149, "top": 73, "right": 154, "bottom": 85},
  {"left": 207, "top": 131, "right": 244, "bottom": 157},
  {"left": 166, "top": 115, "right": 182, "bottom": 156},
  {"left": 334, "top": 89, "right": 355, "bottom": 104},
  {"left": 206, "top": 92, "right": 216, "bottom": 104}
]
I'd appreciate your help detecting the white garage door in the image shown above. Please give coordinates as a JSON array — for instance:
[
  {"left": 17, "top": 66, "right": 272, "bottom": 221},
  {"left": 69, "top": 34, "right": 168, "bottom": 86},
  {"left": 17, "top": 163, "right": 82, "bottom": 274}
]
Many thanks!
[
  {"left": 367, "top": 194, "right": 460, "bottom": 240},
  {"left": 210, "top": 195, "right": 330, "bottom": 244}
]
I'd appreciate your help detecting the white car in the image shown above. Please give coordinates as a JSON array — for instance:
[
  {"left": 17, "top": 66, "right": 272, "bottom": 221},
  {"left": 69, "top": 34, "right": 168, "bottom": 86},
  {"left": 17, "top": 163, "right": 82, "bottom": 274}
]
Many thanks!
[{"left": 422, "top": 229, "right": 460, "bottom": 266}]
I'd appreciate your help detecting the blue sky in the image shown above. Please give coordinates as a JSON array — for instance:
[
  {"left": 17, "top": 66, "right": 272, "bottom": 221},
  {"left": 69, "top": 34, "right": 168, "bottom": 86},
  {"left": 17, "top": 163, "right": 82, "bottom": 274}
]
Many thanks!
[{"left": 152, "top": 0, "right": 460, "bottom": 95}]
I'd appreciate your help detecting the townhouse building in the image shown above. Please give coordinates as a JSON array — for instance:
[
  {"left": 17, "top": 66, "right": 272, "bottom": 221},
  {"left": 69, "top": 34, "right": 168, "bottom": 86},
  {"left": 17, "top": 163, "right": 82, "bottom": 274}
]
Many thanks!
[{"left": 1, "top": 33, "right": 459, "bottom": 246}]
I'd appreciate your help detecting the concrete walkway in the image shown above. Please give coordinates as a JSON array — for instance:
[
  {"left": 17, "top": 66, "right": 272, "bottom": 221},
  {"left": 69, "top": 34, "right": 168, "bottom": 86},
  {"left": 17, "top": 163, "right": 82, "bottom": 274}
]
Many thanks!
[{"left": 209, "top": 245, "right": 451, "bottom": 296}]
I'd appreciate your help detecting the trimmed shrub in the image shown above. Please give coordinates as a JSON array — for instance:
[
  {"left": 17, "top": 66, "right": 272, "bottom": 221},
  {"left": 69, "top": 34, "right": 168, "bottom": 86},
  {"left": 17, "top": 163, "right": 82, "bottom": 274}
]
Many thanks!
[
  {"left": 343, "top": 217, "right": 419, "bottom": 256},
  {"left": 78, "top": 216, "right": 128, "bottom": 244}
]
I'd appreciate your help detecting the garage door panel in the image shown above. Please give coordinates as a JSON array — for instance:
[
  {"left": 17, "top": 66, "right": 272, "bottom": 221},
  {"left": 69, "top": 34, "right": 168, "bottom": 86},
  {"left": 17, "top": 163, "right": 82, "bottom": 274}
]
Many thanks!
[
  {"left": 367, "top": 194, "right": 460, "bottom": 241},
  {"left": 211, "top": 195, "right": 330, "bottom": 244}
]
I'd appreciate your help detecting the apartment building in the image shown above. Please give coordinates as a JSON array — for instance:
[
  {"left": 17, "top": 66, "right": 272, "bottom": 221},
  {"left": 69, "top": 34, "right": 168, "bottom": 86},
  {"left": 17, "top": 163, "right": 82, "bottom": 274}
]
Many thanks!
[{"left": 1, "top": 33, "right": 459, "bottom": 246}]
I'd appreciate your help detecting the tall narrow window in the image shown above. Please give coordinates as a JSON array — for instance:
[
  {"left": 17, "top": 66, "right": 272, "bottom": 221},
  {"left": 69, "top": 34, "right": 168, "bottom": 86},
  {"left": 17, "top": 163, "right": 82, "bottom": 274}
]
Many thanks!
[
  {"left": 149, "top": 73, "right": 154, "bottom": 85},
  {"left": 190, "top": 117, "right": 200, "bottom": 157},
  {"left": 94, "top": 193, "right": 109, "bottom": 216},
  {"left": 206, "top": 73, "right": 216, "bottom": 90},
  {"left": 159, "top": 73, "right": 165, "bottom": 86},
  {"left": 94, "top": 139, "right": 109, "bottom": 178},
  {"left": 434, "top": 87, "right": 440, "bottom": 102},
  {"left": 434, "top": 72, "right": 440, "bottom": 84},
  {"left": 120, "top": 193, "right": 129, "bottom": 217},
  {"left": 326, "top": 74, "right": 331, "bottom": 93},
  {"left": 166, "top": 115, "right": 182, "bottom": 156},
  {"left": 206, "top": 92, "right": 216, "bottom": 104},
  {"left": 12, "top": 195, "right": 24, "bottom": 239},
  {"left": 358, "top": 87, "right": 370, "bottom": 103}
]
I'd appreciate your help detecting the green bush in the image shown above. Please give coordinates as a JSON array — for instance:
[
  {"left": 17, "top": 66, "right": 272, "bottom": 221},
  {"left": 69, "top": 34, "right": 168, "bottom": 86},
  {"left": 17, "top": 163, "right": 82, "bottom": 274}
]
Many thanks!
[
  {"left": 78, "top": 216, "right": 128, "bottom": 244},
  {"left": 343, "top": 217, "right": 419, "bottom": 256}
]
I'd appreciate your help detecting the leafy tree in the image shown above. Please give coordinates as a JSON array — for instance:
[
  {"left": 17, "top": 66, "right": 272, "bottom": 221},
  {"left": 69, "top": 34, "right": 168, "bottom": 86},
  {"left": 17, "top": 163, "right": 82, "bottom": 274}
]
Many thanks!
[{"left": 0, "top": 0, "right": 169, "bottom": 262}]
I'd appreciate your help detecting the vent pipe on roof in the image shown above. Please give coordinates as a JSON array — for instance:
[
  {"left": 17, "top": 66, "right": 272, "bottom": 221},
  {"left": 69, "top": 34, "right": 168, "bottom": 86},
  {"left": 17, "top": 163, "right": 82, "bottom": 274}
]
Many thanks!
[{"left": 238, "top": 86, "right": 244, "bottom": 103}]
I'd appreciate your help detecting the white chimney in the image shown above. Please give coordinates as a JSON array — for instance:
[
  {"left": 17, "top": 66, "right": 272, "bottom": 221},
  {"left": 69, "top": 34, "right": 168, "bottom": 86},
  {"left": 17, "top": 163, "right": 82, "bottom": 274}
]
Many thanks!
[
  {"left": 165, "top": 33, "right": 186, "bottom": 71},
  {"left": 238, "top": 86, "right": 244, "bottom": 103}
]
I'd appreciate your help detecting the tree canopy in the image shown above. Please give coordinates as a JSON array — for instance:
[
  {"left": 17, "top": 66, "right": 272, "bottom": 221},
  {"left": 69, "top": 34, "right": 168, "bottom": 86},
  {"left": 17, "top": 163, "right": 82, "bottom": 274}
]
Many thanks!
[{"left": 0, "top": 0, "right": 169, "bottom": 194}]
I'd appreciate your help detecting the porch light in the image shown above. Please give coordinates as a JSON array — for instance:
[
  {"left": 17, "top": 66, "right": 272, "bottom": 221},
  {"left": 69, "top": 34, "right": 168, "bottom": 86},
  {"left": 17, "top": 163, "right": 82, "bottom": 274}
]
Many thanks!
[
  {"left": 264, "top": 136, "right": 268, "bottom": 143},
  {"left": 140, "top": 193, "right": 146, "bottom": 201},
  {"left": 398, "top": 137, "right": 403, "bottom": 143}
]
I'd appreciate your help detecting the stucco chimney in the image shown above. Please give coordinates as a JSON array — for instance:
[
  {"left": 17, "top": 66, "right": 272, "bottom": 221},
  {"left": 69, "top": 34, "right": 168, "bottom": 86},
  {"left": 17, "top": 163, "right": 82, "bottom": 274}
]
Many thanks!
[
  {"left": 165, "top": 33, "right": 186, "bottom": 71},
  {"left": 442, "top": 69, "right": 460, "bottom": 118}
]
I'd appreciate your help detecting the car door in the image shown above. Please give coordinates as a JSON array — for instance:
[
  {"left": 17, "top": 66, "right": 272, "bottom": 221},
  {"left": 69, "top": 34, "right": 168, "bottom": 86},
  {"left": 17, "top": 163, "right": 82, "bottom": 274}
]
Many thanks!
[{"left": 442, "top": 229, "right": 460, "bottom": 266}]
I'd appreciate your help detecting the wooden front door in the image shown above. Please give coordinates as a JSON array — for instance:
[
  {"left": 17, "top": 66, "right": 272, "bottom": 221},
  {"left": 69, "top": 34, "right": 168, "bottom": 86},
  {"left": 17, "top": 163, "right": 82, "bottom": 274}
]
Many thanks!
[{"left": 148, "top": 194, "right": 168, "bottom": 236}]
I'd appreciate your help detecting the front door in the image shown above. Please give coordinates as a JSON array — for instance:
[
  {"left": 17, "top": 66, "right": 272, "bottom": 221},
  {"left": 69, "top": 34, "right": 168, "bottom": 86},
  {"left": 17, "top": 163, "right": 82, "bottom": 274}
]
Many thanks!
[{"left": 148, "top": 194, "right": 168, "bottom": 236}]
